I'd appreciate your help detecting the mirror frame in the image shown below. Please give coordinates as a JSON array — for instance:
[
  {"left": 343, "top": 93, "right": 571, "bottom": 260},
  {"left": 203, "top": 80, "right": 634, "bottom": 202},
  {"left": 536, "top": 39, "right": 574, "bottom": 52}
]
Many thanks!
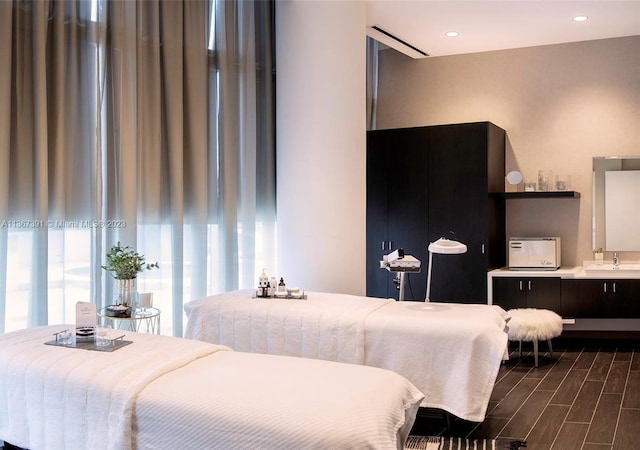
[{"left": 593, "top": 156, "right": 640, "bottom": 251}]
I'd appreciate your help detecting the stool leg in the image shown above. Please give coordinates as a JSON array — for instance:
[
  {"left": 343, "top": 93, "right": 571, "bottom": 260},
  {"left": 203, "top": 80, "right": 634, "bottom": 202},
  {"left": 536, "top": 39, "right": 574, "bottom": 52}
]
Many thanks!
[
  {"left": 519, "top": 341, "right": 522, "bottom": 358},
  {"left": 533, "top": 340, "right": 539, "bottom": 367},
  {"left": 548, "top": 339, "right": 554, "bottom": 359}
]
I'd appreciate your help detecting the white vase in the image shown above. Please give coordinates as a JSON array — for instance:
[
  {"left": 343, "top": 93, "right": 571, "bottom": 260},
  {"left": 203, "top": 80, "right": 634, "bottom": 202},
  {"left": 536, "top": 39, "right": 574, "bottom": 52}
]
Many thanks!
[{"left": 115, "top": 278, "right": 137, "bottom": 311}]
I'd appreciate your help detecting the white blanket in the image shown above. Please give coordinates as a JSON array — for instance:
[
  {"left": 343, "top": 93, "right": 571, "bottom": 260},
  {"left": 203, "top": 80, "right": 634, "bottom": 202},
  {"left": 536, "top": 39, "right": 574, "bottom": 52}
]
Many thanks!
[
  {"left": 0, "top": 326, "right": 228, "bottom": 450},
  {"left": 184, "top": 290, "right": 393, "bottom": 364},
  {"left": 364, "top": 301, "right": 509, "bottom": 422},
  {"left": 184, "top": 290, "right": 509, "bottom": 422},
  {"left": 135, "top": 352, "right": 423, "bottom": 449},
  {"left": 0, "top": 325, "right": 424, "bottom": 450}
]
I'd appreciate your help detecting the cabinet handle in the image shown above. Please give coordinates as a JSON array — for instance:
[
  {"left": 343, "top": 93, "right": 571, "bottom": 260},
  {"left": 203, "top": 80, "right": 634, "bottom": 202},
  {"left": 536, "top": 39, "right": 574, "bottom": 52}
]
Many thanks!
[
  {"left": 613, "top": 282, "right": 617, "bottom": 294},
  {"left": 519, "top": 280, "right": 523, "bottom": 291},
  {"left": 528, "top": 280, "right": 532, "bottom": 291},
  {"left": 481, "top": 244, "right": 485, "bottom": 254},
  {"left": 389, "top": 241, "right": 393, "bottom": 251},
  {"left": 603, "top": 282, "right": 607, "bottom": 293},
  {"left": 381, "top": 241, "right": 385, "bottom": 251}
]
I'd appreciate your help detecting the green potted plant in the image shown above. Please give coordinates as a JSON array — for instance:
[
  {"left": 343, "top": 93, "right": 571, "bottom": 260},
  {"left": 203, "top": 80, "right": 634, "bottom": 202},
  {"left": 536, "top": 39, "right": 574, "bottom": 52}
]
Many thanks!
[{"left": 102, "top": 242, "right": 158, "bottom": 317}]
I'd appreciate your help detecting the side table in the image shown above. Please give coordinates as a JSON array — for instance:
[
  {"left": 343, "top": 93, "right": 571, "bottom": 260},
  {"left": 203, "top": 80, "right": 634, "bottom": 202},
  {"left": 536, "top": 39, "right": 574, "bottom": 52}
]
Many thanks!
[{"left": 97, "top": 307, "right": 161, "bottom": 335}]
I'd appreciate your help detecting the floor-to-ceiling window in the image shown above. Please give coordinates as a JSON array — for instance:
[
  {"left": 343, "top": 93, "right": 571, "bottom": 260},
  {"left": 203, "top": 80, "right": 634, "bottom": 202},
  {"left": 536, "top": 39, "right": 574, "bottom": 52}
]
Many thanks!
[{"left": 0, "top": 0, "right": 276, "bottom": 336}]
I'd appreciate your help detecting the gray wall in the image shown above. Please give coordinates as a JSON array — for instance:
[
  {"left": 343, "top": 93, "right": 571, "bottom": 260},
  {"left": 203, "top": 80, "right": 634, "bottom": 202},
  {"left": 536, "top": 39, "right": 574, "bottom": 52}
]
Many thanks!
[{"left": 376, "top": 36, "right": 640, "bottom": 267}]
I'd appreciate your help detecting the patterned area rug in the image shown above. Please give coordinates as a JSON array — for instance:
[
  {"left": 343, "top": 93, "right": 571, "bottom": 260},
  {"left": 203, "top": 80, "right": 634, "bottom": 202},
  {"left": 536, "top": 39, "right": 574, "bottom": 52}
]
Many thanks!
[{"left": 405, "top": 435, "right": 526, "bottom": 449}]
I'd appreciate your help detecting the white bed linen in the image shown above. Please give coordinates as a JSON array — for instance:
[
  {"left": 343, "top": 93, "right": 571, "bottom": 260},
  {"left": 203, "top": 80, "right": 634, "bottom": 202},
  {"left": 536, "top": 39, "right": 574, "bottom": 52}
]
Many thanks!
[
  {"left": 364, "top": 301, "right": 509, "bottom": 422},
  {"left": 184, "top": 290, "right": 509, "bottom": 422},
  {"left": 0, "top": 325, "right": 226, "bottom": 450},
  {"left": 0, "top": 325, "right": 424, "bottom": 450},
  {"left": 184, "top": 289, "right": 393, "bottom": 364},
  {"left": 135, "top": 352, "right": 423, "bottom": 450}
]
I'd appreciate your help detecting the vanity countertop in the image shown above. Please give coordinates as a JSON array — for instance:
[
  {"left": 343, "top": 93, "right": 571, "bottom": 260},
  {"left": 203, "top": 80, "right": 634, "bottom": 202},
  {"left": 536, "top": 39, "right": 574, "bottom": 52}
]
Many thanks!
[
  {"left": 489, "top": 264, "right": 640, "bottom": 279},
  {"left": 489, "top": 267, "right": 581, "bottom": 278}
]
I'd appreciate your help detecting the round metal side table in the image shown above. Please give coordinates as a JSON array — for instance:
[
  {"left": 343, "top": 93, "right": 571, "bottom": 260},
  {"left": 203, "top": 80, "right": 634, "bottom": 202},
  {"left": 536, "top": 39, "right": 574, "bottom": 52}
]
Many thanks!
[{"left": 97, "top": 307, "right": 161, "bottom": 335}]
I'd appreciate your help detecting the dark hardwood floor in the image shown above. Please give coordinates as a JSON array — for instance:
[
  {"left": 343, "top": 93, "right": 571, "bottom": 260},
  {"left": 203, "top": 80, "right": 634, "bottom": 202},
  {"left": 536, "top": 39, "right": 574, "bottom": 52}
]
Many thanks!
[{"left": 411, "top": 338, "right": 640, "bottom": 449}]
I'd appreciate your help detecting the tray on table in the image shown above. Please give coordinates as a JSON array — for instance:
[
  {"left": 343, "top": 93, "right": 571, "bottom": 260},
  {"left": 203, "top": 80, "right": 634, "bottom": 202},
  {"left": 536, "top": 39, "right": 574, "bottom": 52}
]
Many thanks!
[{"left": 44, "top": 329, "right": 132, "bottom": 352}]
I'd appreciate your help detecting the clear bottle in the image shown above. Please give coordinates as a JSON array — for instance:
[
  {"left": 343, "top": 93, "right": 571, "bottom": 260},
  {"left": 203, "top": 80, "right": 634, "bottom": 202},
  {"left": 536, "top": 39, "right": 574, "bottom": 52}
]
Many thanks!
[
  {"left": 269, "top": 277, "right": 277, "bottom": 296},
  {"left": 594, "top": 248, "right": 604, "bottom": 266},
  {"left": 258, "top": 269, "right": 269, "bottom": 297}
]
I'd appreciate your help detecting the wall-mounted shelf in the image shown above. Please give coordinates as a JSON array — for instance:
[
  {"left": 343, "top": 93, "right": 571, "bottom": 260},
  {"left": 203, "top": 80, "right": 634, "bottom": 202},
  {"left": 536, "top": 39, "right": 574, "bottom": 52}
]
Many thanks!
[{"left": 492, "top": 191, "right": 581, "bottom": 199}]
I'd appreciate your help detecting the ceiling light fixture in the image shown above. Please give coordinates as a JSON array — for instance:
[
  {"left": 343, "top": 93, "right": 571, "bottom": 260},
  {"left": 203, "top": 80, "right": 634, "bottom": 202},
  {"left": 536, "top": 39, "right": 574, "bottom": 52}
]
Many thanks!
[
  {"left": 445, "top": 31, "right": 459, "bottom": 37},
  {"left": 573, "top": 15, "right": 588, "bottom": 22}
]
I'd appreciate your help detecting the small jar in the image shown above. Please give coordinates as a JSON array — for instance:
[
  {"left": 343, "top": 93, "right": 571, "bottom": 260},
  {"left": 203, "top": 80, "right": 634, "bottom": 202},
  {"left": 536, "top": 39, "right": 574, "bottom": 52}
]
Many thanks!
[
  {"left": 538, "top": 170, "right": 553, "bottom": 192},
  {"left": 595, "top": 250, "right": 604, "bottom": 265},
  {"left": 555, "top": 174, "right": 571, "bottom": 191}
]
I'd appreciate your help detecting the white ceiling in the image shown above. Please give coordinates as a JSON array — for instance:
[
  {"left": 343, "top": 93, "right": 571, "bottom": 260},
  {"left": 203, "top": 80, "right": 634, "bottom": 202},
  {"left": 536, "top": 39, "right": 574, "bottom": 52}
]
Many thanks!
[{"left": 366, "top": 1, "right": 640, "bottom": 58}]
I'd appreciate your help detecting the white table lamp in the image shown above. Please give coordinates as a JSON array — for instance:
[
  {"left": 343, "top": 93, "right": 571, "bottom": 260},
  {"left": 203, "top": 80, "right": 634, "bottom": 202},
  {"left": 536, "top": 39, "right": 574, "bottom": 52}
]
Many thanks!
[{"left": 425, "top": 237, "right": 467, "bottom": 302}]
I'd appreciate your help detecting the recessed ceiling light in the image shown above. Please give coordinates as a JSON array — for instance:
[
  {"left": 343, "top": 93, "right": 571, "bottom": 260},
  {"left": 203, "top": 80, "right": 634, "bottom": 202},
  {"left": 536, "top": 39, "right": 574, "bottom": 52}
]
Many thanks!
[
  {"left": 445, "top": 31, "right": 459, "bottom": 37},
  {"left": 573, "top": 15, "right": 588, "bottom": 22}
]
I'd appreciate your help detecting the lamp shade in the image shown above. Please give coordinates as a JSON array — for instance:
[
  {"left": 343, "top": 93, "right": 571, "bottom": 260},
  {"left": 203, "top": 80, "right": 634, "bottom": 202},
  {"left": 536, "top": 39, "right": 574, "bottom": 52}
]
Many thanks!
[
  {"left": 428, "top": 237, "right": 467, "bottom": 255},
  {"left": 425, "top": 237, "right": 467, "bottom": 302}
]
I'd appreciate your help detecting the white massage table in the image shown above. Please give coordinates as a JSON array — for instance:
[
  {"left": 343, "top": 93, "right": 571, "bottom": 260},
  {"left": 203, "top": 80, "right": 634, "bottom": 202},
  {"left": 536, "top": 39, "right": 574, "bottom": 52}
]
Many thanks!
[
  {"left": 0, "top": 325, "right": 424, "bottom": 450},
  {"left": 184, "top": 290, "right": 510, "bottom": 423}
]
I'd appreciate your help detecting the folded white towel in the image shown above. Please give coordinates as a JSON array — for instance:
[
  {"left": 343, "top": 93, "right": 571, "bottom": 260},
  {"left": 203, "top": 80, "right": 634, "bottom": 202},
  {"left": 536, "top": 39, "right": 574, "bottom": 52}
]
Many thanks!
[{"left": 0, "top": 325, "right": 229, "bottom": 450}]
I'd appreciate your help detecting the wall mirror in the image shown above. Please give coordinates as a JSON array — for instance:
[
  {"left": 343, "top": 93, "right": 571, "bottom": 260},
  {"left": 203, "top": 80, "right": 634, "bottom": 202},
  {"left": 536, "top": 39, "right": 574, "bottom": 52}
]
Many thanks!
[{"left": 593, "top": 156, "right": 640, "bottom": 251}]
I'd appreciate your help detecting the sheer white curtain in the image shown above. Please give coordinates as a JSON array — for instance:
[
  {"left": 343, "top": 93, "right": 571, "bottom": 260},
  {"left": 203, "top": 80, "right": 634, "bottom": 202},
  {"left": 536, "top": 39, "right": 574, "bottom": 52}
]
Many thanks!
[
  {"left": 215, "top": 0, "right": 277, "bottom": 294},
  {"left": 0, "top": 0, "right": 276, "bottom": 336}
]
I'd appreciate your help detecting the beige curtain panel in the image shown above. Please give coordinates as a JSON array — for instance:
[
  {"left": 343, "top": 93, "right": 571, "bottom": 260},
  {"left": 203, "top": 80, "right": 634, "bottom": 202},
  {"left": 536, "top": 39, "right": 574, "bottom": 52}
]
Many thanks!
[{"left": 0, "top": 0, "right": 276, "bottom": 336}]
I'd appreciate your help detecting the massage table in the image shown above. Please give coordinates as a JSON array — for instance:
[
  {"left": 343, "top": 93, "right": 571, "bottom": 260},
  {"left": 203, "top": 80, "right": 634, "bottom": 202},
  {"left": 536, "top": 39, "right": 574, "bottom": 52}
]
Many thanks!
[
  {"left": 184, "top": 290, "right": 510, "bottom": 423},
  {"left": 0, "top": 325, "right": 423, "bottom": 450}
]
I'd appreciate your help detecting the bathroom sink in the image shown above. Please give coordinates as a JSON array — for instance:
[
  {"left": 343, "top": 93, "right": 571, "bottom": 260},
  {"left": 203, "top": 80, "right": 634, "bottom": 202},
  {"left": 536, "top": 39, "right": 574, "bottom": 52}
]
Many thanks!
[{"left": 584, "top": 264, "right": 640, "bottom": 276}]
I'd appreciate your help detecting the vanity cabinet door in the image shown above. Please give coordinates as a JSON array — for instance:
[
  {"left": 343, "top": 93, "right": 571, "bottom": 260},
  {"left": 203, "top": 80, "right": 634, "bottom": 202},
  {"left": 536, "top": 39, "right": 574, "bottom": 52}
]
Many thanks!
[
  {"left": 561, "top": 279, "right": 640, "bottom": 318},
  {"left": 602, "top": 279, "right": 640, "bottom": 318},
  {"left": 492, "top": 277, "right": 527, "bottom": 310},
  {"left": 561, "top": 280, "right": 604, "bottom": 318},
  {"left": 525, "top": 277, "right": 562, "bottom": 311},
  {"left": 492, "top": 276, "right": 561, "bottom": 313}
]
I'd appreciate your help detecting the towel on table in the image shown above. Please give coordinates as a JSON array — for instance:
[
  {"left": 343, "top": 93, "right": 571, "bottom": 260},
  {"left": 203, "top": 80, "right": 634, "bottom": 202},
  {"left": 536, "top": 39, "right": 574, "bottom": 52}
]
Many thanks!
[
  {"left": 0, "top": 325, "right": 229, "bottom": 450},
  {"left": 184, "top": 289, "right": 393, "bottom": 364}
]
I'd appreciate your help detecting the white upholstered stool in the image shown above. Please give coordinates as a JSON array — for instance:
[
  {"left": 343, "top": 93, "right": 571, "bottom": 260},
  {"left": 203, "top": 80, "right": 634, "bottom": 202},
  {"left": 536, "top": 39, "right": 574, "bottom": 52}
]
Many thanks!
[{"left": 506, "top": 308, "right": 563, "bottom": 367}]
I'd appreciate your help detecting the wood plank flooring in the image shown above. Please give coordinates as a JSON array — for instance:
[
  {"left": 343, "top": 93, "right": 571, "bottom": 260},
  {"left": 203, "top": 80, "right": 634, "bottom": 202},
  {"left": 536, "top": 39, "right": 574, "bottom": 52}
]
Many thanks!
[{"left": 411, "top": 339, "right": 640, "bottom": 450}]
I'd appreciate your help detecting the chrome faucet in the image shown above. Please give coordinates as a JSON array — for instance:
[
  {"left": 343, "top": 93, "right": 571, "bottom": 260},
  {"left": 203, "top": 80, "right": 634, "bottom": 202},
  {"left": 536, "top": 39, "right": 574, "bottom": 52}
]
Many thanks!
[{"left": 613, "top": 252, "right": 620, "bottom": 268}]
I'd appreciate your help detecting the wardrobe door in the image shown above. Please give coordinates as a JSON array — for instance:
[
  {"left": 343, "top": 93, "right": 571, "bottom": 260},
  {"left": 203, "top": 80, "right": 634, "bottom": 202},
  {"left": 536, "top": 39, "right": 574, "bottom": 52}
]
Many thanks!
[
  {"left": 366, "top": 130, "right": 391, "bottom": 298},
  {"left": 366, "top": 128, "right": 429, "bottom": 300},
  {"left": 427, "top": 123, "right": 491, "bottom": 303}
]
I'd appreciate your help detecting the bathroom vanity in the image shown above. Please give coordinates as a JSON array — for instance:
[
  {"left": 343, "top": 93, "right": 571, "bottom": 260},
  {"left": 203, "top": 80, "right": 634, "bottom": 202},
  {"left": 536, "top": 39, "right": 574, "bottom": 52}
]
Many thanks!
[
  {"left": 488, "top": 156, "right": 640, "bottom": 335},
  {"left": 488, "top": 265, "right": 640, "bottom": 333}
]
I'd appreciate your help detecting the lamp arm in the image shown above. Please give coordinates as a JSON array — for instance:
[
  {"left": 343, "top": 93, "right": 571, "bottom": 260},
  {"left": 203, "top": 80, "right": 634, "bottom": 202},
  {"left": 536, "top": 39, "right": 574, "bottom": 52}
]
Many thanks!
[{"left": 425, "top": 251, "right": 433, "bottom": 302}]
